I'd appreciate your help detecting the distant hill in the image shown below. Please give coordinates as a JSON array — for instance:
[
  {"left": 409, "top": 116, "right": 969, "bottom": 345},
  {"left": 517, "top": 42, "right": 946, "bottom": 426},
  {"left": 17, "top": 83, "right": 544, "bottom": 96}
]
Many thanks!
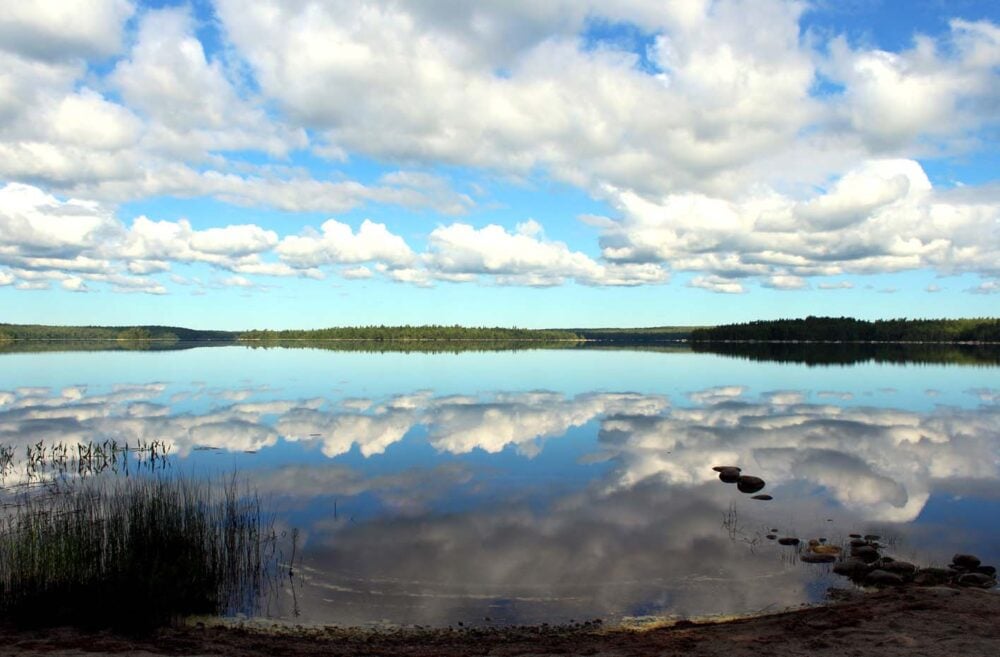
[{"left": 690, "top": 317, "right": 1000, "bottom": 343}]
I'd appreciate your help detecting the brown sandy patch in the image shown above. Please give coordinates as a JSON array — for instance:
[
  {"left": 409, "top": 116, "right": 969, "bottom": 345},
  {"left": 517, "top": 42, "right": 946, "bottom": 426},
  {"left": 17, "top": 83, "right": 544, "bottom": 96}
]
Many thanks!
[{"left": 0, "top": 586, "right": 997, "bottom": 656}]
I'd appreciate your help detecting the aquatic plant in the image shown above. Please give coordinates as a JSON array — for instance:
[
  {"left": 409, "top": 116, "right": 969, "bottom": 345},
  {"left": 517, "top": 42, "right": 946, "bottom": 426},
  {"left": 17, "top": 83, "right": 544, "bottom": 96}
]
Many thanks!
[{"left": 0, "top": 475, "right": 276, "bottom": 629}]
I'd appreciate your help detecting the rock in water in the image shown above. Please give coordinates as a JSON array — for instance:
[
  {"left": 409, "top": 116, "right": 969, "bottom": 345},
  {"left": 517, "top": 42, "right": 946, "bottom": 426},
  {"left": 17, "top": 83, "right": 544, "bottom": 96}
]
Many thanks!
[
  {"left": 777, "top": 537, "right": 800, "bottom": 546},
  {"left": 751, "top": 494, "right": 773, "bottom": 501},
  {"left": 952, "top": 554, "right": 982, "bottom": 570},
  {"left": 833, "top": 560, "right": 871, "bottom": 580},
  {"left": 716, "top": 467, "right": 741, "bottom": 483},
  {"left": 851, "top": 545, "right": 880, "bottom": 563},
  {"left": 713, "top": 466, "right": 741, "bottom": 473},
  {"left": 736, "top": 475, "right": 766, "bottom": 493},
  {"left": 864, "top": 570, "right": 904, "bottom": 587}
]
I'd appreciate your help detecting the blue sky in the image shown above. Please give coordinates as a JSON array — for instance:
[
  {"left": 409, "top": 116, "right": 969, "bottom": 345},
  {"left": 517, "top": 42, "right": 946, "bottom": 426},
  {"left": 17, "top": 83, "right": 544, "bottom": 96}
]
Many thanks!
[{"left": 0, "top": 0, "right": 997, "bottom": 329}]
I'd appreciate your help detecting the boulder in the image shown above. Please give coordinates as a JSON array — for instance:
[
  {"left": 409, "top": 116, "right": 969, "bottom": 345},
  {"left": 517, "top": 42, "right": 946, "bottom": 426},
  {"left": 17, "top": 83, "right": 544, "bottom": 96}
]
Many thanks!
[
  {"left": 952, "top": 554, "right": 982, "bottom": 570},
  {"left": 833, "top": 560, "right": 871, "bottom": 579},
  {"left": 864, "top": 569, "right": 904, "bottom": 587},
  {"left": 736, "top": 475, "right": 766, "bottom": 493},
  {"left": 717, "top": 467, "right": 741, "bottom": 483},
  {"left": 851, "top": 545, "right": 880, "bottom": 563},
  {"left": 957, "top": 572, "right": 996, "bottom": 589},
  {"left": 977, "top": 565, "right": 997, "bottom": 576},
  {"left": 879, "top": 560, "right": 917, "bottom": 577}
]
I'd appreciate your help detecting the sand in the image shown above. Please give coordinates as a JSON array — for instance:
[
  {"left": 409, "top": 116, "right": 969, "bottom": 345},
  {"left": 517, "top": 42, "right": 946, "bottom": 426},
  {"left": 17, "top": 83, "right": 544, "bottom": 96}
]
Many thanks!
[{"left": 1, "top": 586, "right": 998, "bottom": 656}]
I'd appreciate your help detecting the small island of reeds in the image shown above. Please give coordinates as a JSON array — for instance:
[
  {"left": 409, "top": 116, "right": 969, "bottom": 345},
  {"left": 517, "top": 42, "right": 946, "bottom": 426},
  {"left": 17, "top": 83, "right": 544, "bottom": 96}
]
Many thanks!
[{"left": 0, "top": 475, "right": 279, "bottom": 631}]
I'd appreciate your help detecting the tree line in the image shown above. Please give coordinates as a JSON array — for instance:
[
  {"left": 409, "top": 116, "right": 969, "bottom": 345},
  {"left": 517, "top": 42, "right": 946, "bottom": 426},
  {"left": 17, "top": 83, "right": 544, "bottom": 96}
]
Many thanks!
[
  {"left": 689, "top": 317, "right": 1000, "bottom": 343},
  {"left": 237, "top": 325, "right": 580, "bottom": 342}
]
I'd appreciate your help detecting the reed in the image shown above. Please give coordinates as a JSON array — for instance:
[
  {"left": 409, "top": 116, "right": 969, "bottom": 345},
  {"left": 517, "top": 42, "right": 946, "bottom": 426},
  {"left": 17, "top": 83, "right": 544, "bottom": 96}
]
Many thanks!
[{"left": 0, "top": 475, "right": 275, "bottom": 629}]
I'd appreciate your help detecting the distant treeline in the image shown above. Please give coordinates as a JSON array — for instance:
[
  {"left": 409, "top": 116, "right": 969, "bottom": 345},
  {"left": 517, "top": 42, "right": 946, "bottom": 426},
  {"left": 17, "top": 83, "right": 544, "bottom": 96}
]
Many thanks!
[
  {"left": 238, "top": 325, "right": 579, "bottom": 342},
  {"left": 0, "top": 324, "right": 235, "bottom": 344},
  {"left": 690, "top": 317, "right": 1000, "bottom": 343},
  {"left": 569, "top": 326, "right": 699, "bottom": 342}
]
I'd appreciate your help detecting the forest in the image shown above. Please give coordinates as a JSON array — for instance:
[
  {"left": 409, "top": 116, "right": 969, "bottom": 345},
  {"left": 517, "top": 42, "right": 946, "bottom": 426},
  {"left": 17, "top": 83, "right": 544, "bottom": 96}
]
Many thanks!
[
  {"left": 0, "top": 324, "right": 234, "bottom": 343},
  {"left": 237, "top": 325, "right": 580, "bottom": 342},
  {"left": 689, "top": 317, "right": 1000, "bottom": 343}
]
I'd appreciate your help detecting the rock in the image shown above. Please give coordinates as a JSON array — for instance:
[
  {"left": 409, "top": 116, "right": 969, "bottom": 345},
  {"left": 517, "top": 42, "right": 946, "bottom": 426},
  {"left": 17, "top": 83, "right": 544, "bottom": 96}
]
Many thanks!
[
  {"left": 766, "top": 534, "right": 777, "bottom": 540},
  {"left": 851, "top": 545, "right": 880, "bottom": 563},
  {"left": 879, "top": 560, "right": 917, "bottom": 577},
  {"left": 913, "top": 567, "right": 952, "bottom": 586},
  {"left": 736, "top": 475, "right": 766, "bottom": 493},
  {"left": 863, "top": 534, "right": 881, "bottom": 541},
  {"left": 717, "top": 467, "right": 741, "bottom": 483},
  {"left": 977, "top": 565, "right": 996, "bottom": 576},
  {"left": 957, "top": 572, "right": 996, "bottom": 588},
  {"left": 833, "top": 560, "right": 871, "bottom": 579},
  {"left": 751, "top": 494, "right": 773, "bottom": 500},
  {"left": 713, "top": 466, "right": 741, "bottom": 473},
  {"left": 849, "top": 539, "right": 868, "bottom": 548},
  {"left": 848, "top": 533, "right": 862, "bottom": 539},
  {"left": 952, "top": 554, "right": 982, "bottom": 569},
  {"left": 778, "top": 537, "right": 800, "bottom": 546},
  {"left": 864, "top": 569, "right": 904, "bottom": 587},
  {"left": 810, "top": 544, "right": 842, "bottom": 556},
  {"left": 801, "top": 553, "right": 836, "bottom": 564}
]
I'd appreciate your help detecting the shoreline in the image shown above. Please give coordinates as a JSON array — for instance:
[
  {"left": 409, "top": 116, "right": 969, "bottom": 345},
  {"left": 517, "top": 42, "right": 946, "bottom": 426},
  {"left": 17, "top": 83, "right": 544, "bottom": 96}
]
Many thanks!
[{"left": 2, "top": 586, "right": 998, "bottom": 656}]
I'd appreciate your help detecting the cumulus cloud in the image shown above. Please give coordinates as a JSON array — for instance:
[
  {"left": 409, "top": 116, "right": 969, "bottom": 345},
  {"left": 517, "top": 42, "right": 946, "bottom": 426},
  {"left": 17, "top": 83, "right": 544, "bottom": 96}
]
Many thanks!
[{"left": 0, "top": 0, "right": 997, "bottom": 295}]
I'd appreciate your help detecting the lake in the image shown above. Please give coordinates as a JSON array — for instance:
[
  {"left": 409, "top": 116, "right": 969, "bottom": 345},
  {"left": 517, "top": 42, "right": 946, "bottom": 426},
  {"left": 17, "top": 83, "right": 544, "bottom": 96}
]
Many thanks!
[{"left": 1, "top": 345, "right": 998, "bottom": 627}]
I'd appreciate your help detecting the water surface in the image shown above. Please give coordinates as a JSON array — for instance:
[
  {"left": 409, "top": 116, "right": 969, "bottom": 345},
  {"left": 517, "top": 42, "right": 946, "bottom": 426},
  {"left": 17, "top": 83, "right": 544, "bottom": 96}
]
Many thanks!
[{"left": 1, "top": 346, "right": 997, "bottom": 626}]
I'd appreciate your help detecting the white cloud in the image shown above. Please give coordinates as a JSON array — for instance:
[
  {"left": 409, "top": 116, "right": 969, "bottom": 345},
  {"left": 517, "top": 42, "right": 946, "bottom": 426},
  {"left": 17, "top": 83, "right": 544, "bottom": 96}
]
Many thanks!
[
  {"left": 0, "top": 0, "right": 134, "bottom": 61},
  {"left": 277, "top": 219, "right": 415, "bottom": 269}
]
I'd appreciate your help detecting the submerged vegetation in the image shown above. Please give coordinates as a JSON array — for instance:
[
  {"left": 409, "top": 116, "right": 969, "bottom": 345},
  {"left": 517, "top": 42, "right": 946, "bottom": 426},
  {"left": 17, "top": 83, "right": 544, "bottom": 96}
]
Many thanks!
[
  {"left": 0, "top": 475, "right": 278, "bottom": 629},
  {"left": 690, "top": 316, "right": 1000, "bottom": 343}
]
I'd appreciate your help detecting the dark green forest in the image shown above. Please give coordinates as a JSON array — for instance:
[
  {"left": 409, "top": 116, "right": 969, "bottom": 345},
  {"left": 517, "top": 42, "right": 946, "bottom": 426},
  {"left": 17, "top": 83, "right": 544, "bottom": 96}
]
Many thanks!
[
  {"left": 0, "top": 324, "right": 234, "bottom": 343},
  {"left": 690, "top": 317, "right": 1000, "bottom": 343},
  {"left": 237, "top": 325, "right": 579, "bottom": 342}
]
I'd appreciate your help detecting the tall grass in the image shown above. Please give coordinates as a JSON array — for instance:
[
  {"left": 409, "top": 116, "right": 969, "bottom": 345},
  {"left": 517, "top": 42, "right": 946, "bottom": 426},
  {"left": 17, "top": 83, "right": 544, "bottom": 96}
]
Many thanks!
[{"left": 0, "top": 475, "right": 275, "bottom": 629}]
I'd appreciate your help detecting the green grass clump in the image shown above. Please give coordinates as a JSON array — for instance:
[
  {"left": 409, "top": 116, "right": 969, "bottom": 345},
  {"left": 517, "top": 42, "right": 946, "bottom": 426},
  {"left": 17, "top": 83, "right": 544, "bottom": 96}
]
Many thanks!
[{"left": 0, "top": 476, "right": 272, "bottom": 629}]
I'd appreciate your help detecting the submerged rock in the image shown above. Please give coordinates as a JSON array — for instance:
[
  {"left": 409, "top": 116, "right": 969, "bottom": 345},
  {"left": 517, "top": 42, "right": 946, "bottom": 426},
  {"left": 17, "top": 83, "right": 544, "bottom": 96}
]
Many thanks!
[
  {"left": 778, "top": 537, "right": 800, "bottom": 546},
  {"left": 766, "top": 534, "right": 777, "bottom": 540},
  {"left": 751, "top": 494, "right": 773, "bottom": 501},
  {"left": 800, "top": 553, "right": 836, "bottom": 564},
  {"left": 736, "top": 475, "right": 766, "bottom": 493}
]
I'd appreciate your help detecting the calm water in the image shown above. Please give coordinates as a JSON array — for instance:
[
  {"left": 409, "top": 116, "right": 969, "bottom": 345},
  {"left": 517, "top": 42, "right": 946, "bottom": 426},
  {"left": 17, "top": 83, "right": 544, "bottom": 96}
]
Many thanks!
[{"left": 1, "top": 346, "right": 998, "bottom": 626}]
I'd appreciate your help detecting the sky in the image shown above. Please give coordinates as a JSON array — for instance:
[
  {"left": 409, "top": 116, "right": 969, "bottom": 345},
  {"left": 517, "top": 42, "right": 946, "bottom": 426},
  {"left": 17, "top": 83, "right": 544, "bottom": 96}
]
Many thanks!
[{"left": 0, "top": 0, "right": 998, "bottom": 330}]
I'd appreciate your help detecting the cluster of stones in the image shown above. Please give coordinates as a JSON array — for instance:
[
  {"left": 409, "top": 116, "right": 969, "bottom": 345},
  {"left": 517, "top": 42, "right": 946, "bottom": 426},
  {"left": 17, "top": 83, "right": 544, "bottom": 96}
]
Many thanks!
[
  {"left": 713, "top": 466, "right": 769, "bottom": 498},
  {"left": 832, "top": 535, "right": 997, "bottom": 589}
]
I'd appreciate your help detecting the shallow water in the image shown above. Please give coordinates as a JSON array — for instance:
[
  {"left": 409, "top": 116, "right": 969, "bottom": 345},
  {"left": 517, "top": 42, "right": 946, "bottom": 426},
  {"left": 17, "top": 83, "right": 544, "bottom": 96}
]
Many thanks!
[{"left": 0, "top": 345, "right": 998, "bottom": 626}]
